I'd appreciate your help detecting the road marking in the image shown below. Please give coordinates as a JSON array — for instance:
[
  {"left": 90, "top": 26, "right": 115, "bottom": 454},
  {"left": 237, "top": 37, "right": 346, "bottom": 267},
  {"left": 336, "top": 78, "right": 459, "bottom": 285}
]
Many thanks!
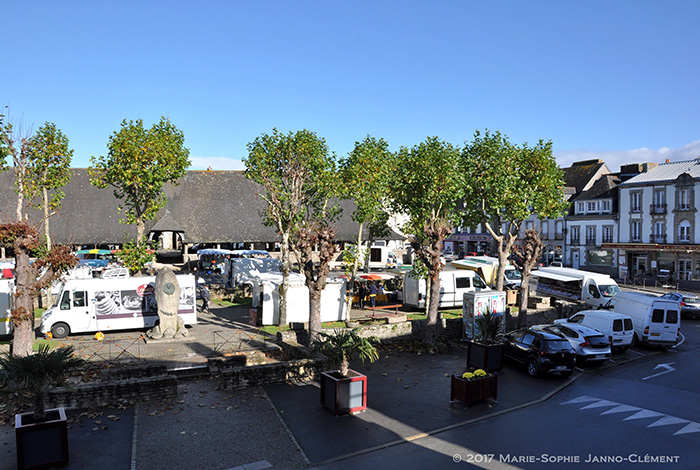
[
  {"left": 562, "top": 396, "right": 700, "bottom": 437},
  {"left": 642, "top": 362, "right": 676, "bottom": 380}
]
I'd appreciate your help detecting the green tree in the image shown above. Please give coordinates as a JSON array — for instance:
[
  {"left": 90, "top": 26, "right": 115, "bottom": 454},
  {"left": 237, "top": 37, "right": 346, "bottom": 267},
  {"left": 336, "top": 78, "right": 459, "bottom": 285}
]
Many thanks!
[
  {"left": 244, "top": 129, "right": 336, "bottom": 329},
  {"left": 388, "top": 137, "right": 465, "bottom": 344},
  {"left": 116, "top": 239, "right": 156, "bottom": 275},
  {"left": 339, "top": 135, "right": 392, "bottom": 314},
  {"left": 462, "top": 130, "right": 568, "bottom": 294},
  {"left": 25, "top": 122, "right": 73, "bottom": 249},
  {"left": 88, "top": 117, "right": 190, "bottom": 244}
]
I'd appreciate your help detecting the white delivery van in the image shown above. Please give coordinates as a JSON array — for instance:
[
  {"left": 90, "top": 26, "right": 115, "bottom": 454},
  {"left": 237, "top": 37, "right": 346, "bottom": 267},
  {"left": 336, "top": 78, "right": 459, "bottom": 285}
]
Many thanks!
[
  {"left": 452, "top": 256, "right": 522, "bottom": 287},
  {"left": 529, "top": 267, "right": 620, "bottom": 308},
  {"left": 40, "top": 275, "right": 197, "bottom": 338},
  {"left": 556, "top": 309, "right": 634, "bottom": 351},
  {"left": 403, "top": 269, "right": 490, "bottom": 309},
  {"left": 608, "top": 292, "right": 680, "bottom": 347}
]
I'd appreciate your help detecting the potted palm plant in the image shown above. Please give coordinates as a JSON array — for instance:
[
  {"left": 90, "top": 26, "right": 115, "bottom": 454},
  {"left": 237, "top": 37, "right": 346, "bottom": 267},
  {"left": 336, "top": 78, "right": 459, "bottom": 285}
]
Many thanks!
[
  {"left": 0, "top": 345, "right": 86, "bottom": 470},
  {"left": 312, "top": 327, "right": 379, "bottom": 415},
  {"left": 466, "top": 308, "right": 505, "bottom": 372}
]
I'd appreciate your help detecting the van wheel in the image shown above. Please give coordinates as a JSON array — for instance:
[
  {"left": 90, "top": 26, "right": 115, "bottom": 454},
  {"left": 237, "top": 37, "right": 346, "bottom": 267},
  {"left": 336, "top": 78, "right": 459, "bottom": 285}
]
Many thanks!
[
  {"left": 527, "top": 358, "right": 540, "bottom": 377},
  {"left": 51, "top": 322, "right": 70, "bottom": 339}
]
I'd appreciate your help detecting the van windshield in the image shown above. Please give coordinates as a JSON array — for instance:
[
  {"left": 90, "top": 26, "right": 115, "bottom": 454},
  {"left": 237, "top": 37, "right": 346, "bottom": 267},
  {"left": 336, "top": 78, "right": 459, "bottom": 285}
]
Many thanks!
[
  {"left": 52, "top": 284, "right": 66, "bottom": 308},
  {"left": 599, "top": 284, "right": 620, "bottom": 297}
]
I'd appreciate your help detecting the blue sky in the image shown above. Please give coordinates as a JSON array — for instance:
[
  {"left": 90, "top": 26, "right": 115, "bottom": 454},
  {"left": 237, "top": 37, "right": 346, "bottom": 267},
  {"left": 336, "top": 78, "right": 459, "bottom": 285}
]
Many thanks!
[{"left": 4, "top": 1, "right": 700, "bottom": 173}]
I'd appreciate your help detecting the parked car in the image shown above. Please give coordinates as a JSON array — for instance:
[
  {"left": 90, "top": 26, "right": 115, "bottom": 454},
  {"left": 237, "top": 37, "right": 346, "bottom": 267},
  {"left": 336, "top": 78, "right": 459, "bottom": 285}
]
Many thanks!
[
  {"left": 661, "top": 292, "right": 700, "bottom": 319},
  {"left": 442, "top": 250, "right": 456, "bottom": 262},
  {"left": 543, "top": 323, "right": 611, "bottom": 365},
  {"left": 503, "top": 326, "right": 576, "bottom": 377},
  {"left": 557, "top": 310, "right": 633, "bottom": 352}
]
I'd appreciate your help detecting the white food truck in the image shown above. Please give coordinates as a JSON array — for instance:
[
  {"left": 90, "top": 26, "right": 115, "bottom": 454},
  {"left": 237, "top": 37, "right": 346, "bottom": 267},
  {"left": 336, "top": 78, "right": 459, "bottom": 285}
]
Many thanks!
[
  {"left": 529, "top": 267, "right": 620, "bottom": 308},
  {"left": 40, "top": 275, "right": 197, "bottom": 338}
]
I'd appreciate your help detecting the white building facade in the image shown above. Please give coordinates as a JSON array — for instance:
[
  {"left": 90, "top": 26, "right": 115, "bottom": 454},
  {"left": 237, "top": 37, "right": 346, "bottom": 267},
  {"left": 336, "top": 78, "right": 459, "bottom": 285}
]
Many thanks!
[{"left": 610, "top": 160, "right": 700, "bottom": 284}]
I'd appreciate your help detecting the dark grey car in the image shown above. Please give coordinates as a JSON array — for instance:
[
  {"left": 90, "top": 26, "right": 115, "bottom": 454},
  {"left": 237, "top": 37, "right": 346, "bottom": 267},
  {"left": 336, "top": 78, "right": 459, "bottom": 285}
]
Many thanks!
[{"left": 503, "top": 326, "right": 576, "bottom": 377}]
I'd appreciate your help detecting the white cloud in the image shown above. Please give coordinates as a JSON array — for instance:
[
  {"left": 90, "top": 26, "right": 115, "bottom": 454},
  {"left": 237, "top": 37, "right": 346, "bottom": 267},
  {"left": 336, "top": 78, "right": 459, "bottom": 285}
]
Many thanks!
[
  {"left": 555, "top": 140, "right": 700, "bottom": 173},
  {"left": 189, "top": 156, "right": 246, "bottom": 171}
]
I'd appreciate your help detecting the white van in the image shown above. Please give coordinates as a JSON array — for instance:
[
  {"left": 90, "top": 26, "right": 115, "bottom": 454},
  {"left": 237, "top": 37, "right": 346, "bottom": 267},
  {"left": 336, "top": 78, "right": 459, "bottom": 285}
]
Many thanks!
[
  {"left": 556, "top": 309, "right": 634, "bottom": 352},
  {"left": 403, "top": 269, "right": 490, "bottom": 309},
  {"left": 0, "top": 279, "right": 13, "bottom": 336},
  {"left": 529, "top": 267, "right": 620, "bottom": 308},
  {"left": 40, "top": 275, "right": 197, "bottom": 338},
  {"left": 608, "top": 292, "right": 680, "bottom": 347}
]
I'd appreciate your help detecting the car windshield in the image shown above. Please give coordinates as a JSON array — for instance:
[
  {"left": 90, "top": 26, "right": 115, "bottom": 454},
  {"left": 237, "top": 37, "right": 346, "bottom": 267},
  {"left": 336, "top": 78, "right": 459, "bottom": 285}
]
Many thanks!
[
  {"left": 505, "top": 270, "right": 522, "bottom": 281},
  {"left": 599, "top": 284, "right": 620, "bottom": 297},
  {"left": 544, "top": 339, "right": 571, "bottom": 352},
  {"left": 683, "top": 296, "right": 700, "bottom": 305}
]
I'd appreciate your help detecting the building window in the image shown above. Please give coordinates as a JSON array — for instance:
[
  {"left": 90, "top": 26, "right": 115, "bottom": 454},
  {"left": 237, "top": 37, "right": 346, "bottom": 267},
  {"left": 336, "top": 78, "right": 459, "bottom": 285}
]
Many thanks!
[
  {"left": 577, "top": 202, "right": 585, "bottom": 214},
  {"left": 630, "top": 192, "right": 641, "bottom": 213},
  {"left": 555, "top": 220, "right": 563, "bottom": 239},
  {"left": 602, "top": 226, "right": 613, "bottom": 244},
  {"left": 589, "top": 250, "right": 613, "bottom": 266},
  {"left": 587, "top": 201, "right": 597, "bottom": 213},
  {"left": 678, "top": 188, "right": 692, "bottom": 210},
  {"left": 631, "top": 221, "right": 641, "bottom": 242},
  {"left": 678, "top": 220, "right": 691, "bottom": 242},
  {"left": 651, "top": 189, "right": 666, "bottom": 214},
  {"left": 571, "top": 226, "right": 580, "bottom": 245},
  {"left": 602, "top": 200, "right": 611, "bottom": 213},
  {"left": 652, "top": 221, "right": 666, "bottom": 243},
  {"left": 585, "top": 226, "right": 596, "bottom": 246}
]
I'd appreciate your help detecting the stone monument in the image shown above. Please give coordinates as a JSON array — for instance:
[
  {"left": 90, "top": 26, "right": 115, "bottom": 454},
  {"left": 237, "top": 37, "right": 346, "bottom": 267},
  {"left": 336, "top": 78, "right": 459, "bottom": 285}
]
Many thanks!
[{"left": 146, "top": 266, "right": 189, "bottom": 339}]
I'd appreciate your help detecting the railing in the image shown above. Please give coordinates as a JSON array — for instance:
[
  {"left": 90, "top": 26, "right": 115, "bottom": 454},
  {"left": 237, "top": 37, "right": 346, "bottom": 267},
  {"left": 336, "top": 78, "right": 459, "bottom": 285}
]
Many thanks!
[
  {"left": 649, "top": 233, "right": 667, "bottom": 243},
  {"left": 650, "top": 204, "right": 667, "bottom": 215},
  {"left": 585, "top": 238, "right": 597, "bottom": 246}
]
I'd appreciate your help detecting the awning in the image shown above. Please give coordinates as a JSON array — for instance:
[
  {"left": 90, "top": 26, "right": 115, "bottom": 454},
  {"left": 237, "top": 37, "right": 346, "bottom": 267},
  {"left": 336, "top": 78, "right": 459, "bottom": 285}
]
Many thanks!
[
  {"left": 531, "top": 270, "right": 581, "bottom": 282},
  {"left": 76, "top": 249, "right": 116, "bottom": 255},
  {"left": 602, "top": 243, "right": 700, "bottom": 253}
]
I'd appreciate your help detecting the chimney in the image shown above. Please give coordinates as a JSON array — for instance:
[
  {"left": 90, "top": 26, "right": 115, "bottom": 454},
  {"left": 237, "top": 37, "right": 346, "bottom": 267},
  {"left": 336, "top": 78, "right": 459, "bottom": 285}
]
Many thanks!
[{"left": 666, "top": 159, "right": 670, "bottom": 163}]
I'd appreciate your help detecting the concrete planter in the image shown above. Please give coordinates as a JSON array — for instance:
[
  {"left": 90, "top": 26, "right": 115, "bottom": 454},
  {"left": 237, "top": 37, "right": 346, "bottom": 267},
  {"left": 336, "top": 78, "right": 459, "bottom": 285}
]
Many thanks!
[{"left": 15, "top": 407, "right": 69, "bottom": 470}]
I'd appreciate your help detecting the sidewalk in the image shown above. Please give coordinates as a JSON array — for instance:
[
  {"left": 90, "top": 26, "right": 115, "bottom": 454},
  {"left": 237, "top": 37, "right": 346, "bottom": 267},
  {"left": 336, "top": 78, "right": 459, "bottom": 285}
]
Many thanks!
[{"left": 0, "top": 340, "right": 579, "bottom": 470}]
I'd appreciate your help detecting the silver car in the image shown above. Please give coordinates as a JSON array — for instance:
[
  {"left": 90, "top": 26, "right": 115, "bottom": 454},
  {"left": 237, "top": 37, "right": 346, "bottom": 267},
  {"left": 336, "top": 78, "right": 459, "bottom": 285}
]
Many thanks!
[
  {"left": 661, "top": 292, "right": 700, "bottom": 319},
  {"left": 543, "top": 322, "right": 611, "bottom": 365}
]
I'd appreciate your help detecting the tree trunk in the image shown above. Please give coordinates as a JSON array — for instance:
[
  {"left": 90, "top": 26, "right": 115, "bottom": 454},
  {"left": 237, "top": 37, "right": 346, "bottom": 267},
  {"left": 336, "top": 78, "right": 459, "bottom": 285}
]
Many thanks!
[
  {"left": 43, "top": 187, "right": 52, "bottom": 249},
  {"left": 308, "top": 284, "right": 322, "bottom": 345},
  {"left": 136, "top": 218, "right": 145, "bottom": 244},
  {"left": 279, "top": 232, "right": 290, "bottom": 327},
  {"left": 517, "top": 278, "right": 530, "bottom": 328},
  {"left": 424, "top": 264, "right": 442, "bottom": 345},
  {"left": 12, "top": 245, "right": 35, "bottom": 357}
]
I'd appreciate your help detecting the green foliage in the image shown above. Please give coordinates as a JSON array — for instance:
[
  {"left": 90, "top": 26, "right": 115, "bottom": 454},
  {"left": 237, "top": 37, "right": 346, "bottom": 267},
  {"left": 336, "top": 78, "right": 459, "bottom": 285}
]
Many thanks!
[
  {"left": 0, "top": 345, "right": 85, "bottom": 420},
  {"left": 88, "top": 117, "right": 190, "bottom": 240},
  {"left": 313, "top": 327, "right": 379, "bottom": 377},
  {"left": 390, "top": 137, "right": 465, "bottom": 237},
  {"left": 116, "top": 239, "right": 156, "bottom": 275},
  {"left": 244, "top": 128, "right": 338, "bottom": 234},
  {"left": 340, "top": 135, "right": 393, "bottom": 227},
  {"left": 25, "top": 122, "right": 73, "bottom": 212},
  {"left": 462, "top": 129, "right": 568, "bottom": 235}
]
